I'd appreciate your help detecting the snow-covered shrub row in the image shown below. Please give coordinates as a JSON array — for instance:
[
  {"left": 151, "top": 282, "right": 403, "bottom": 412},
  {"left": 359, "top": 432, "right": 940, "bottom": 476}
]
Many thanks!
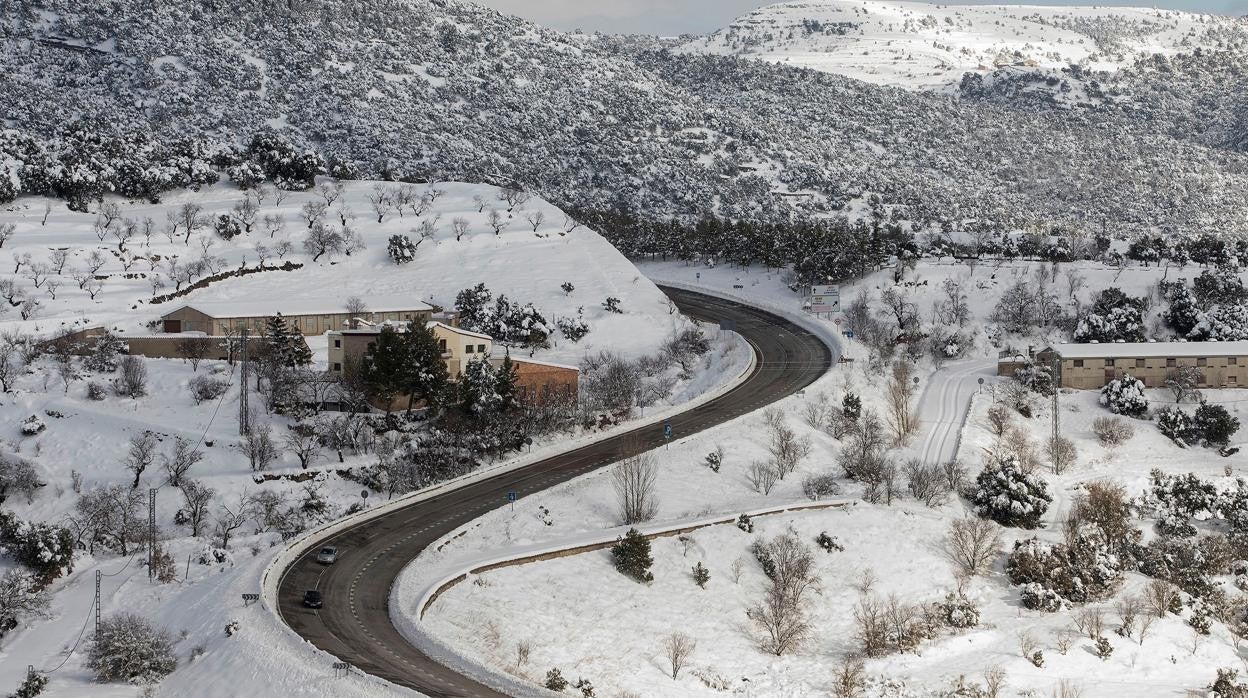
[
  {"left": 1099, "top": 373, "right": 1148, "bottom": 418},
  {"left": 2, "top": 0, "right": 1247, "bottom": 243},
  {"left": 969, "top": 455, "right": 1052, "bottom": 529}
]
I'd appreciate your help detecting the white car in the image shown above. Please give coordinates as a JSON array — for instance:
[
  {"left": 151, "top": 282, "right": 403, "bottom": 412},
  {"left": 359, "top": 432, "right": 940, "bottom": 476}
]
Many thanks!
[{"left": 316, "top": 546, "right": 338, "bottom": 565}]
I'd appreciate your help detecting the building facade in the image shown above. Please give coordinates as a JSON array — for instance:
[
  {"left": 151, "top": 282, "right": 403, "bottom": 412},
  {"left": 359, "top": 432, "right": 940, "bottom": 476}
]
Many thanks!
[
  {"left": 1003, "top": 341, "right": 1248, "bottom": 390},
  {"left": 327, "top": 323, "right": 578, "bottom": 409}
]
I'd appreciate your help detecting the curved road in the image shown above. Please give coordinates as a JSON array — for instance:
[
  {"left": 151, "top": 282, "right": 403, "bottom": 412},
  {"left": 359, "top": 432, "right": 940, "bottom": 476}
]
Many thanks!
[{"left": 276, "top": 287, "right": 834, "bottom": 697}]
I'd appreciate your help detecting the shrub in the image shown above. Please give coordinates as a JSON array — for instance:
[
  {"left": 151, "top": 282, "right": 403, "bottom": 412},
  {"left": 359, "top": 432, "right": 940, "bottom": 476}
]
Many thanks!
[
  {"left": 736, "top": 514, "right": 753, "bottom": 533},
  {"left": 932, "top": 592, "right": 980, "bottom": 628},
  {"left": 946, "top": 517, "right": 1004, "bottom": 577},
  {"left": 1092, "top": 416, "right": 1134, "bottom": 447},
  {"left": 816, "top": 532, "right": 844, "bottom": 553},
  {"left": 0, "top": 514, "right": 75, "bottom": 584},
  {"left": 1155, "top": 407, "right": 1196, "bottom": 446},
  {"left": 1099, "top": 373, "right": 1148, "bottom": 417},
  {"left": 545, "top": 668, "right": 568, "bottom": 692},
  {"left": 801, "top": 472, "right": 840, "bottom": 501},
  {"left": 9, "top": 670, "right": 49, "bottom": 697},
  {"left": 970, "top": 456, "right": 1051, "bottom": 529},
  {"left": 19, "top": 415, "right": 45, "bottom": 435},
  {"left": 87, "top": 613, "right": 177, "bottom": 684},
  {"left": 610, "top": 528, "right": 653, "bottom": 583},
  {"left": 1014, "top": 360, "right": 1055, "bottom": 396},
  {"left": 0, "top": 452, "right": 41, "bottom": 505},
  {"left": 188, "top": 375, "right": 229, "bottom": 404},
  {"left": 86, "top": 381, "right": 107, "bottom": 401},
  {"left": 692, "top": 562, "right": 709, "bottom": 588},
  {"left": 1211, "top": 668, "right": 1248, "bottom": 697},
  {"left": 1194, "top": 403, "right": 1240, "bottom": 447},
  {"left": 1093, "top": 637, "right": 1113, "bottom": 660},
  {"left": 386, "top": 234, "right": 418, "bottom": 264},
  {"left": 1006, "top": 535, "right": 1123, "bottom": 609},
  {"left": 114, "top": 356, "right": 148, "bottom": 398},
  {"left": 1150, "top": 470, "right": 1218, "bottom": 519},
  {"left": 602, "top": 297, "right": 622, "bottom": 314},
  {"left": 703, "top": 447, "right": 723, "bottom": 473},
  {"left": 1019, "top": 583, "right": 1063, "bottom": 612}
]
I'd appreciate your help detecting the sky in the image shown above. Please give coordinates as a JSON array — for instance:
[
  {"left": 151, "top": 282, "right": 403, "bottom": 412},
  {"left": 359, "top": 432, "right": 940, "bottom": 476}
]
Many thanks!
[{"left": 477, "top": 0, "right": 1247, "bottom": 35}]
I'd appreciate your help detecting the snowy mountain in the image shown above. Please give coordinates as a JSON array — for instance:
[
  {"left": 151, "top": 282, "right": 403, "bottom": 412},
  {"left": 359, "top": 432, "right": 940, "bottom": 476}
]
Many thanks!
[
  {"left": 0, "top": 0, "right": 1247, "bottom": 243},
  {"left": 680, "top": 0, "right": 1248, "bottom": 90}
]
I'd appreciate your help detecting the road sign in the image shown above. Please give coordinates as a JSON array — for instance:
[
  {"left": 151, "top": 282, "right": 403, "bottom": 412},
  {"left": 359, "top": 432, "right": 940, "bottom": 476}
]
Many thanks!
[
  {"left": 663, "top": 423, "right": 672, "bottom": 439},
  {"left": 809, "top": 285, "right": 840, "bottom": 313},
  {"left": 719, "top": 319, "right": 737, "bottom": 332},
  {"left": 241, "top": 593, "right": 260, "bottom": 606},
  {"left": 507, "top": 491, "right": 517, "bottom": 502},
  {"left": 360, "top": 490, "right": 369, "bottom": 499},
  {"left": 844, "top": 329, "right": 855, "bottom": 340}
]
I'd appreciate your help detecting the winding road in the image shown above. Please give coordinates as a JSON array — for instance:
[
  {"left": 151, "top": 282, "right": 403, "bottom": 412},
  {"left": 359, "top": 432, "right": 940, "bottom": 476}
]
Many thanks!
[{"left": 275, "top": 286, "right": 835, "bottom": 697}]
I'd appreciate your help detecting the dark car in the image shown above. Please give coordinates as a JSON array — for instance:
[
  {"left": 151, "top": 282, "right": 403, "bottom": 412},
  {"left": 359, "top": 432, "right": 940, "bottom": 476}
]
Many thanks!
[{"left": 302, "top": 590, "right": 323, "bottom": 609}]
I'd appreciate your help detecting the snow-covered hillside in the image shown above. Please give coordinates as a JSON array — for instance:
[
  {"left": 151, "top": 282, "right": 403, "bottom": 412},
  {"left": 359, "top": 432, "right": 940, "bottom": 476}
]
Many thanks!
[{"left": 680, "top": 0, "right": 1247, "bottom": 89}]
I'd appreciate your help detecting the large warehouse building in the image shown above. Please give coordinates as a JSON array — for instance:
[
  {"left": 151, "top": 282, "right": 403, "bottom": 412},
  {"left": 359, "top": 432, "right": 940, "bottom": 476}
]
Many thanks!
[{"left": 1004, "top": 341, "right": 1248, "bottom": 390}]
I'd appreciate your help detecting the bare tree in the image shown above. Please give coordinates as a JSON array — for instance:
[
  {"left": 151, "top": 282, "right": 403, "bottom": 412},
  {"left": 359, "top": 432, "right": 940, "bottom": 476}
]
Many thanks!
[
  {"left": 747, "top": 460, "right": 780, "bottom": 495},
  {"left": 113, "top": 356, "right": 148, "bottom": 398},
  {"left": 831, "top": 659, "right": 867, "bottom": 698},
  {"left": 1046, "top": 436, "right": 1078, "bottom": 475},
  {"left": 179, "top": 480, "right": 215, "bottom": 537},
  {"left": 768, "top": 421, "right": 811, "bottom": 480},
  {"left": 162, "top": 436, "right": 203, "bottom": 486},
  {"left": 746, "top": 534, "right": 817, "bottom": 656},
  {"left": 236, "top": 422, "right": 280, "bottom": 471},
  {"left": 946, "top": 517, "right": 1004, "bottom": 577},
  {"left": 124, "top": 431, "right": 159, "bottom": 489},
  {"left": 525, "top": 210, "right": 546, "bottom": 232},
  {"left": 1165, "top": 366, "right": 1204, "bottom": 404},
  {"left": 49, "top": 249, "right": 69, "bottom": 274},
  {"left": 283, "top": 426, "right": 322, "bottom": 470},
  {"left": 885, "top": 361, "right": 918, "bottom": 444},
  {"left": 175, "top": 336, "right": 214, "bottom": 371},
  {"left": 345, "top": 295, "right": 367, "bottom": 322},
  {"left": 213, "top": 496, "right": 250, "bottom": 549},
  {"left": 904, "top": 458, "right": 951, "bottom": 506},
  {"left": 368, "top": 186, "right": 393, "bottom": 223},
  {"left": 303, "top": 223, "right": 344, "bottom": 262},
  {"left": 487, "top": 209, "right": 506, "bottom": 235},
  {"left": 561, "top": 213, "right": 580, "bottom": 234},
  {"left": 451, "top": 217, "right": 470, "bottom": 241},
  {"left": 299, "top": 201, "right": 328, "bottom": 229},
  {"left": 178, "top": 203, "right": 204, "bottom": 244},
  {"left": 661, "top": 632, "right": 696, "bottom": 680},
  {"left": 0, "top": 345, "right": 18, "bottom": 392},
  {"left": 613, "top": 451, "right": 658, "bottom": 525}
]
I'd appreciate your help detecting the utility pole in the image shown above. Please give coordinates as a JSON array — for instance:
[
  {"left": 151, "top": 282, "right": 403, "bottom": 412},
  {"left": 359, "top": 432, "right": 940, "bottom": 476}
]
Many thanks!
[
  {"left": 1050, "top": 353, "right": 1060, "bottom": 465},
  {"left": 94, "top": 569, "right": 101, "bottom": 636},
  {"left": 148, "top": 488, "right": 156, "bottom": 582},
  {"left": 238, "top": 328, "right": 250, "bottom": 435}
]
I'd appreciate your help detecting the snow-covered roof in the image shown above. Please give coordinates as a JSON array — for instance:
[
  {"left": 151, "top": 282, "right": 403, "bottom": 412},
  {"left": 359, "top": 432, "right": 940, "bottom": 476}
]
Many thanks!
[
  {"left": 508, "top": 356, "right": 579, "bottom": 372},
  {"left": 1048, "top": 341, "right": 1248, "bottom": 360},
  {"left": 428, "top": 321, "right": 492, "bottom": 341},
  {"left": 330, "top": 321, "right": 494, "bottom": 342},
  {"left": 162, "top": 297, "right": 433, "bottom": 319}
]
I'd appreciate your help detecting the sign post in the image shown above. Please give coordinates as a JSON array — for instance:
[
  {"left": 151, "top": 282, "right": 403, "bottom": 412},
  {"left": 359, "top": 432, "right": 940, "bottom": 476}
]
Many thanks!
[
  {"left": 809, "top": 285, "right": 840, "bottom": 316},
  {"left": 663, "top": 422, "right": 673, "bottom": 450},
  {"left": 507, "top": 491, "right": 517, "bottom": 512}
]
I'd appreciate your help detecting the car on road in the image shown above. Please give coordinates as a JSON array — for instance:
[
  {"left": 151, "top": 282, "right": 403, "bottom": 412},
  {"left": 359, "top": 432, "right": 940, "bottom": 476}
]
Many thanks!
[
  {"left": 316, "top": 546, "right": 338, "bottom": 564},
  {"left": 303, "top": 590, "right": 323, "bottom": 608}
]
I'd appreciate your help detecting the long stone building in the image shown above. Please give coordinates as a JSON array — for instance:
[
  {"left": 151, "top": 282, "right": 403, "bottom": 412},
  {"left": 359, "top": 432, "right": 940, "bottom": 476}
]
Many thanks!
[
  {"left": 159, "top": 300, "right": 434, "bottom": 337},
  {"left": 1004, "top": 341, "right": 1248, "bottom": 390}
]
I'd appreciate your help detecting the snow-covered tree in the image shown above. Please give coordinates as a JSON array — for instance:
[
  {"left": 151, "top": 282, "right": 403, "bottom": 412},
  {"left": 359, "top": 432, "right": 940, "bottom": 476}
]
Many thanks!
[
  {"left": 970, "top": 455, "right": 1052, "bottom": 529},
  {"left": 611, "top": 528, "right": 654, "bottom": 583},
  {"left": 1099, "top": 373, "right": 1148, "bottom": 418},
  {"left": 461, "top": 356, "right": 501, "bottom": 417},
  {"left": 386, "top": 234, "right": 419, "bottom": 264},
  {"left": 264, "top": 315, "right": 311, "bottom": 368}
]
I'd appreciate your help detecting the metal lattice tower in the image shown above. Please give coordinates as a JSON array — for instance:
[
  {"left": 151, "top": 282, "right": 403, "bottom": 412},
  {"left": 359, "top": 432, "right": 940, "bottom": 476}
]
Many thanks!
[
  {"left": 238, "top": 329, "right": 250, "bottom": 435},
  {"left": 94, "top": 570, "right": 101, "bottom": 636},
  {"left": 148, "top": 488, "right": 156, "bottom": 582}
]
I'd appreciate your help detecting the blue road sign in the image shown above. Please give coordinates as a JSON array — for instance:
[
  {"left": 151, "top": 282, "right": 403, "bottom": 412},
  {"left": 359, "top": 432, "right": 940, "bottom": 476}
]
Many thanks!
[
  {"left": 506, "top": 491, "right": 517, "bottom": 502},
  {"left": 663, "top": 423, "right": 673, "bottom": 439},
  {"left": 844, "top": 330, "right": 855, "bottom": 340}
]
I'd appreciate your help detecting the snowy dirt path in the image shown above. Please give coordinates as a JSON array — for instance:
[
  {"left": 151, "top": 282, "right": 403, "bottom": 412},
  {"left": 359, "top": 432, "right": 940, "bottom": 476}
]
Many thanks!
[{"left": 912, "top": 358, "right": 997, "bottom": 464}]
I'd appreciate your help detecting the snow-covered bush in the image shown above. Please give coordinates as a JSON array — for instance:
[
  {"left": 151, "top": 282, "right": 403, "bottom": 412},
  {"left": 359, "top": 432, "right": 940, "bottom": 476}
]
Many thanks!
[
  {"left": 8, "top": 669, "right": 48, "bottom": 697},
  {"left": 386, "top": 234, "right": 418, "bottom": 264},
  {"left": 555, "top": 311, "right": 590, "bottom": 343},
  {"left": 87, "top": 613, "right": 177, "bottom": 684},
  {"left": 86, "top": 381, "right": 107, "bottom": 401},
  {"left": 602, "top": 296, "right": 623, "bottom": 314},
  {"left": 213, "top": 213, "right": 242, "bottom": 241},
  {"left": 1013, "top": 360, "right": 1054, "bottom": 396},
  {"left": 1073, "top": 288, "right": 1146, "bottom": 343},
  {"left": 0, "top": 514, "right": 75, "bottom": 584},
  {"left": 0, "top": 568, "right": 52, "bottom": 639},
  {"left": 969, "top": 456, "right": 1051, "bottom": 529},
  {"left": 188, "top": 374, "right": 229, "bottom": 404},
  {"left": 1149, "top": 469, "right": 1218, "bottom": 520},
  {"left": 0, "top": 452, "right": 41, "bottom": 504},
  {"left": 1137, "top": 536, "right": 1225, "bottom": 598},
  {"left": 1155, "top": 407, "right": 1196, "bottom": 446},
  {"left": 1194, "top": 403, "right": 1241, "bottom": 447},
  {"left": 1092, "top": 416, "right": 1134, "bottom": 447},
  {"left": 801, "top": 472, "right": 840, "bottom": 501},
  {"left": 545, "top": 669, "right": 568, "bottom": 692},
  {"left": 736, "top": 514, "right": 753, "bottom": 533},
  {"left": 1006, "top": 535, "right": 1123, "bottom": 609},
  {"left": 1098, "top": 373, "right": 1148, "bottom": 418},
  {"left": 1019, "top": 583, "right": 1064, "bottom": 612},
  {"left": 815, "top": 532, "right": 844, "bottom": 553},
  {"left": 931, "top": 592, "right": 980, "bottom": 629},
  {"left": 19, "top": 415, "right": 45, "bottom": 435}
]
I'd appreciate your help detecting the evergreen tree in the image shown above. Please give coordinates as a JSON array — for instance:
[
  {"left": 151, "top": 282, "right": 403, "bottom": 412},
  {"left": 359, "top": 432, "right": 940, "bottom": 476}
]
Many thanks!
[
  {"left": 387, "top": 234, "right": 418, "bottom": 264},
  {"left": 970, "top": 456, "right": 1052, "bottom": 529},
  {"left": 1194, "top": 403, "right": 1240, "bottom": 447},
  {"left": 264, "top": 315, "right": 311, "bottom": 367},
  {"left": 1165, "top": 283, "right": 1201, "bottom": 337},
  {"left": 84, "top": 332, "right": 126, "bottom": 373},
  {"left": 611, "top": 528, "right": 654, "bottom": 583},
  {"left": 454, "top": 283, "right": 493, "bottom": 333},
  {"left": 402, "top": 322, "right": 450, "bottom": 412},
  {"left": 360, "top": 326, "right": 409, "bottom": 413},
  {"left": 842, "top": 392, "right": 862, "bottom": 421},
  {"left": 461, "top": 356, "right": 501, "bottom": 417},
  {"left": 496, "top": 352, "right": 518, "bottom": 410},
  {"left": 1099, "top": 374, "right": 1148, "bottom": 418}
]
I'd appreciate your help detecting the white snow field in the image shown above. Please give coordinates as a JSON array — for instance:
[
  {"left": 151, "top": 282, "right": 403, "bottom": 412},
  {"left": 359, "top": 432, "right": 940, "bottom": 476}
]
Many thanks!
[
  {"left": 0, "top": 182, "right": 748, "bottom": 697},
  {"left": 405, "top": 259, "right": 1248, "bottom": 697},
  {"left": 680, "top": 0, "right": 1245, "bottom": 89}
]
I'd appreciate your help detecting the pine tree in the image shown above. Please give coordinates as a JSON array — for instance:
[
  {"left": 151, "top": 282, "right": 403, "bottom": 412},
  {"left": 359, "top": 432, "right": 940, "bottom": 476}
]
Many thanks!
[
  {"left": 611, "top": 528, "right": 654, "bottom": 583},
  {"left": 454, "top": 283, "right": 494, "bottom": 333},
  {"left": 461, "top": 356, "right": 500, "bottom": 417},
  {"left": 971, "top": 455, "right": 1052, "bottom": 529},
  {"left": 842, "top": 392, "right": 861, "bottom": 421},
  {"left": 85, "top": 332, "right": 126, "bottom": 373},
  {"left": 692, "top": 561, "right": 710, "bottom": 588},
  {"left": 496, "top": 352, "right": 518, "bottom": 410},
  {"left": 1194, "top": 403, "right": 1240, "bottom": 447},
  {"left": 360, "top": 326, "right": 410, "bottom": 413},
  {"left": 401, "top": 322, "right": 450, "bottom": 412},
  {"left": 264, "top": 314, "right": 310, "bottom": 368}
]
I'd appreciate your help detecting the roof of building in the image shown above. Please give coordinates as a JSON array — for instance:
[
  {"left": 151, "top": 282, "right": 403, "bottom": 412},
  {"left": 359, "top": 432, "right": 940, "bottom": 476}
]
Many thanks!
[
  {"left": 505, "top": 356, "right": 579, "bottom": 372},
  {"left": 160, "top": 298, "right": 433, "bottom": 320},
  {"left": 331, "top": 321, "right": 495, "bottom": 342},
  {"left": 1047, "top": 341, "right": 1248, "bottom": 360}
]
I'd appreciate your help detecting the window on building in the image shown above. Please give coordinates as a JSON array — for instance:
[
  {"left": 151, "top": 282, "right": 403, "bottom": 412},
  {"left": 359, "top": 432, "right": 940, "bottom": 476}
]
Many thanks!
[
  {"left": 465, "top": 345, "right": 474, "bottom": 354},
  {"left": 1135, "top": 358, "right": 1145, "bottom": 368},
  {"left": 1230, "top": 376, "right": 1239, "bottom": 384},
  {"left": 1073, "top": 359, "right": 1084, "bottom": 368},
  {"left": 333, "top": 339, "right": 341, "bottom": 348},
  {"left": 478, "top": 344, "right": 486, "bottom": 353},
  {"left": 1166, "top": 358, "right": 1176, "bottom": 367},
  {"left": 1230, "top": 357, "right": 1238, "bottom": 366},
  {"left": 1104, "top": 359, "right": 1115, "bottom": 367},
  {"left": 333, "top": 362, "right": 342, "bottom": 372},
  {"left": 1198, "top": 358, "right": 1208, "bottom": 367},
  {"left": 438, "top": 339, "right": 447, "bottom": 352}
]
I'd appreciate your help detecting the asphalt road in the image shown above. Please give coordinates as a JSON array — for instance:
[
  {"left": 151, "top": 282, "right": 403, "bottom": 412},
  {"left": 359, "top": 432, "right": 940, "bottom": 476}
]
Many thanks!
[{"left": 276, "top": 286, "right": 835, "bottom": 697}]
